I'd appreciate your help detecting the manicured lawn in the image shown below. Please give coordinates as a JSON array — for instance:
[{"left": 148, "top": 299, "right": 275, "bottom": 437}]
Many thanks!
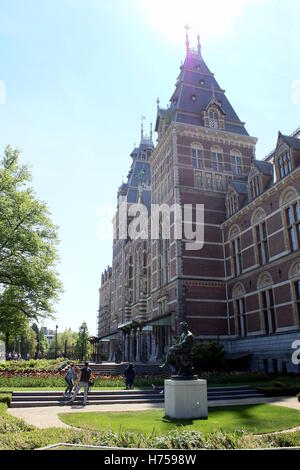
[{"left": 59, "top": 404, "right": 300, "bottom": 435}]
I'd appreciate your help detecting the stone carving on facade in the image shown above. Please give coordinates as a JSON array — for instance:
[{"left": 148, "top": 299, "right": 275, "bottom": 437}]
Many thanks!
[
  {"left": 257, "top": 271, "right": 273, "bottom": 289},
  {"left": 289, "top": 260, "right": 300, "bottom": 279}
]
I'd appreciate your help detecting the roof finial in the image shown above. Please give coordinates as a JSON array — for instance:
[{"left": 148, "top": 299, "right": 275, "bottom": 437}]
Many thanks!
[
  {"left": 197, "top": 33, "right": 201, "bottom": 56},
  {"left": 156, "top": 97, "right": 160, "bottom": 109},
  {"left": 185, "top": 24, "right": 190, "bottom": 54},
  {"left": 141, "top": 115, "right": 146, "bottom": 140},
  {"left": 150, "top": 123, "right": 153, "bottom": 143}
]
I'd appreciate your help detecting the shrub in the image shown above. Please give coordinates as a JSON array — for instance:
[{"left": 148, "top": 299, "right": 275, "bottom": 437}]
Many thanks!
[
  {"left": 0, "top": 393, "right": 12, "bottom": 406},
  {"left": 257, "top": 384, "right": 300, "bottom": 397},
  {"left": 193, "top": 342, "right": 225, "bottom": 373},
  {"left": 297, "top": 392, "right": 300, "bottom": 402},
  {"left": 0, "top": 403, "right": 33, "bottom": 434}
]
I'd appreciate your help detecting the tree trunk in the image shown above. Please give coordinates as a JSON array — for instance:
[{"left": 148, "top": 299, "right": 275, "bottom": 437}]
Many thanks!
[{"left": 5, "top": 331, "right": 9, "bottom": 360}]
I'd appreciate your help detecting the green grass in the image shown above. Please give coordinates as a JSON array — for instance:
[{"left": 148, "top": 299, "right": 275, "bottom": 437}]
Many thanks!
[{"left": 58, "top": 404, "right": 300, "bottom": 436}]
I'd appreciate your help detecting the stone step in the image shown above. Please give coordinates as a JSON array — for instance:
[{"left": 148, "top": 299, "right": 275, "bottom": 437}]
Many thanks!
[
  {"left": 10, "top": 397, "right": 164, "bottom": 408},
  {"left": 10, "top": 386, "right": 264, "bottom": 408}
]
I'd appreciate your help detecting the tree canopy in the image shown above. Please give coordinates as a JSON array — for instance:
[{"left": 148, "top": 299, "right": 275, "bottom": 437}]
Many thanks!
[{"left": 0, "top": 146, "right": 62, "bottom": 324}]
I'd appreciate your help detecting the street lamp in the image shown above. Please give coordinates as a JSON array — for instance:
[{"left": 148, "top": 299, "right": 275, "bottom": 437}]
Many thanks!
[{"left": 55, "top": 325, "right": 58, "bottom": 359}]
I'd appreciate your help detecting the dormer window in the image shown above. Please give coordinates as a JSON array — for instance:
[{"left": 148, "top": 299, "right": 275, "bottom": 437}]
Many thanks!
[
  {"left": 227, "top": 193, "right": 238, "bottom": 217},
  {"left": 277, "top": 151, "right": 291, "bottom": 179},
  {"left": 209, "top": 110, "right": 219, "bottom": 128},
  {"left": 249, "top": 175, "right": 260, "bottom": 200}
]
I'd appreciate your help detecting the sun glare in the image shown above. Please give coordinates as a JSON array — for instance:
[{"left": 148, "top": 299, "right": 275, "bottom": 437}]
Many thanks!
[{"left": 140, "top": 0, "right": 259, "bottom": 44}]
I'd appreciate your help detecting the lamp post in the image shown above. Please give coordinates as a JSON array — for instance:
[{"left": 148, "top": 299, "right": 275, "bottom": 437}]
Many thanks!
[{"left": 55, "top": 325, "right": 58, "bottom": 359}]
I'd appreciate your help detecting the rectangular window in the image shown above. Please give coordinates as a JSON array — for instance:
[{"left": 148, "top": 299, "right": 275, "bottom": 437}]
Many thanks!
[
  {"left": 231, "top": 237, "right": 242, "bottom": 276},
  {"left": 294, "top": 280, "right": 300, "bottom": 324},
  {"left": 205, "top": 172, "right": 212, "bottom": 190},
  {"left": 216, "top": 174, "right": 223, "bottom": 191},
  {"left": 261, "top": 289, "right": 276, "bottom": 334},
  {"left": 286, "top": 204, "right": 300, "bottom": 251},
  {"left": 212, "top": 152, "right": 223, "bottom": 172},
  {"left": 255, "top": 222, "right": 269, "bottom": 265},
  {"left": 191, "top": 148, "right": 203, "bottom": 169},
  {"left": 231, "top": 155, "right": 242, "bottom": 175},
  {"left": 278, "top": 151, "right": 291, "bottom": 178},
  {"left": 194, "top": 171, "right": 203, "bottom": 189}
]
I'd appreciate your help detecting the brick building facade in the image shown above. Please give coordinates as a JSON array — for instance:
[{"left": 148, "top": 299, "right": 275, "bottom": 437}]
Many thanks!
[{"left": 97, "top": 36, "right": 300, "bottom": 372}]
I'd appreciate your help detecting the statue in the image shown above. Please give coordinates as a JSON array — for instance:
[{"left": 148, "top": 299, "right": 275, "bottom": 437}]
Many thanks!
[
  {"left": 115, "top": 345, "right": 123, "bottom": 364},
  {"left": 160, "top": 321, "right": 196, "bottom": 380}
]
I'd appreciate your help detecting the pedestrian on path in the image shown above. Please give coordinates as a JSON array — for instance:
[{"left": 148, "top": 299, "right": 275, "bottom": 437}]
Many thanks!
[
  {"left": 68, "top": 362, "right": 93, "bottom": 406},
  {"left": 64, "top": 363, "right": 77, "bottom": 398},
  {"left": 124, "top": 363, "right": 136, "bottom": 390}
]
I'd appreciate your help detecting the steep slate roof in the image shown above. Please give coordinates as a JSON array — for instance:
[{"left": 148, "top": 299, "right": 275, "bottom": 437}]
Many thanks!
[
  {"left": 156, "top": 43, "right": 248, "bottom": 136},
  {"left": 231, "top": 181, "right": 248, "bottom": 195},
  {"left": 281, "top": 134, "right": 300, "bottom": 151},
  {"left": 118, "top": 135, "right": 153, "bottom": 212},
  {"left": 254, "top": 160, "right": 273, "bottom": 176}
]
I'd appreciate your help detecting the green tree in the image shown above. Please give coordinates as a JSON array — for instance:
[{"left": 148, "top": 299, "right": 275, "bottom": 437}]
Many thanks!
[
  {"left": 0, "top": 146, "right": 63, "bottom": 342},
  {"left": 39, "top": 327, "right": 48, "bottom": 358},
  {"left": 74, "top": 322, "right": 91, "bottom": 361},
  {"left": 193, "top": 342, "right": 225, "bottom": 373},
  {"left": 48, "top": 328, "right": 78, "bottom": 359}
]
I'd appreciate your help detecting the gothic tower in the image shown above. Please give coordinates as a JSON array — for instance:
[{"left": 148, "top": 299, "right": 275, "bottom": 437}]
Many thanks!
[{"left": 151, "top": 32, "right": 257, "bottom": 340}]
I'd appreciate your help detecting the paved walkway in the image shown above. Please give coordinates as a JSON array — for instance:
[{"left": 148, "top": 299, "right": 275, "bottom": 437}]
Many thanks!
[{"left": 7, "top": 396, "right": 300, "bottom": 430}]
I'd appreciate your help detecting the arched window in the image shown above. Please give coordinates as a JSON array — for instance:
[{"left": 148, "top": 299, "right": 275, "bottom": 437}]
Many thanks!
[
  {"left": 229, "top": 225, "right": 242, "bottom": 277},
  {"left": 257, "top": 272, "right": 276, "bottom": 334},
  {"left": 289, "top": 259, "right": 300, "bottom": 326},
  {"left": 251, "top": 208, "right": 269, "bottom": 266},
  {"left": 280, "top": 187, "right": 300, "bottom": 253},
  {"left": 232, "top": 283, "right": 247, "bottom": 337}
]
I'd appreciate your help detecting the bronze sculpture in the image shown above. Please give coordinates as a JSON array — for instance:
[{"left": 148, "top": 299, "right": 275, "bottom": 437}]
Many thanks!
[{"left": 160, "top": 321, "right": 196, "bottom": 380}]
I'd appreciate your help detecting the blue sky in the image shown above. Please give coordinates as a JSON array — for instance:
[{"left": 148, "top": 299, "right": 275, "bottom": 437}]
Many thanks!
[{"left": 0, "top": 0, "right": 299, "bottom": 335}]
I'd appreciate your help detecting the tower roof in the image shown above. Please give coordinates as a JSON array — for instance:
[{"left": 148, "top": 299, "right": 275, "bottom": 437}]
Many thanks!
[{"left": 156, "top": 34, "right": 248, "bottom": 136}]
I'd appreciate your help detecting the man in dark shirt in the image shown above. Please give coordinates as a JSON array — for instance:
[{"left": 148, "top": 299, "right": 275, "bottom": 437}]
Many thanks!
[{"left": 68, "top": 362, "right": 92, "bottom": 406}]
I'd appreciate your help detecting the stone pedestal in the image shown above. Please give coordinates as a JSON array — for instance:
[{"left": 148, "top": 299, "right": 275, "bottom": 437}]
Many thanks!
[{"left": 164, "top": 379, "right": 208, "bottom": 419}]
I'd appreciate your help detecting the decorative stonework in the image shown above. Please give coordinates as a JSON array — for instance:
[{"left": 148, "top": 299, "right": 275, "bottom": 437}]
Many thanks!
[
  {"left": 257, "top": 271, "right": 273, "bottom": 289},
  {"left": 228, "top": 224, "right": 241, "bottom": 240},
  {"left": 279, "top": 186, "right": 298, "bottom": 206},
  {"left": 289, "top": 259, "right": 300, "bottom": 279},
  {"left": 184, "top": 280, "right": 224, "bottom": 288},
  {"left": 232, "top": 282, "right": 246, "bottom": 298},
  {"left": 251, "top": 207, "right": 266, "bottom": 225}
]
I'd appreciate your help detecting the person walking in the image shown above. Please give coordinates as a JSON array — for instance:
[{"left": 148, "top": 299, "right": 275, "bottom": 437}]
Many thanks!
[
  {"left": 64, "top": 363, "right": 77, "bottom": 398},
  {"left": 68, "top": 362, "right": 92, "bottom": 406},
  {"left": 124, "top": 363, "right": 136, "bottom": 390}
]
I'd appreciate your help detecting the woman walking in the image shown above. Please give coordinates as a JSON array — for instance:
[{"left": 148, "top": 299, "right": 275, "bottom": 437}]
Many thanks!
[{"left": 64, "top": 363, "right": 77, "bottom": 398}]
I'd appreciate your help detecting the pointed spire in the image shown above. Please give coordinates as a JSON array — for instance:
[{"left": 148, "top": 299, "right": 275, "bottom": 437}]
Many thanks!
[
  {"left": 150, "top": 123, "right": 153, "bottom": 143},
  {"left": 184, "top": 24, "right": 190, "bottom": 55},
  {"left": 141, "top": 115, "right": 146, "bottom": 140},
  {"left": 197, "top": 33, "right": 201, "bottom": 56},
  {"left": 156, "top": 97, "right": 160, "bottom": 109}
]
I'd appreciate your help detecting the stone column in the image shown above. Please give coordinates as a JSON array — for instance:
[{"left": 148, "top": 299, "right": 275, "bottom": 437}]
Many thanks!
[
  {"left": 129, "top": 329, "right": 135, "bottom": 362},
  {"left": 136, "top": 328, "right": 141, "bottom": 362},
  {"left": 124, "top": 333, "right": 129, "bottom": 362}
]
